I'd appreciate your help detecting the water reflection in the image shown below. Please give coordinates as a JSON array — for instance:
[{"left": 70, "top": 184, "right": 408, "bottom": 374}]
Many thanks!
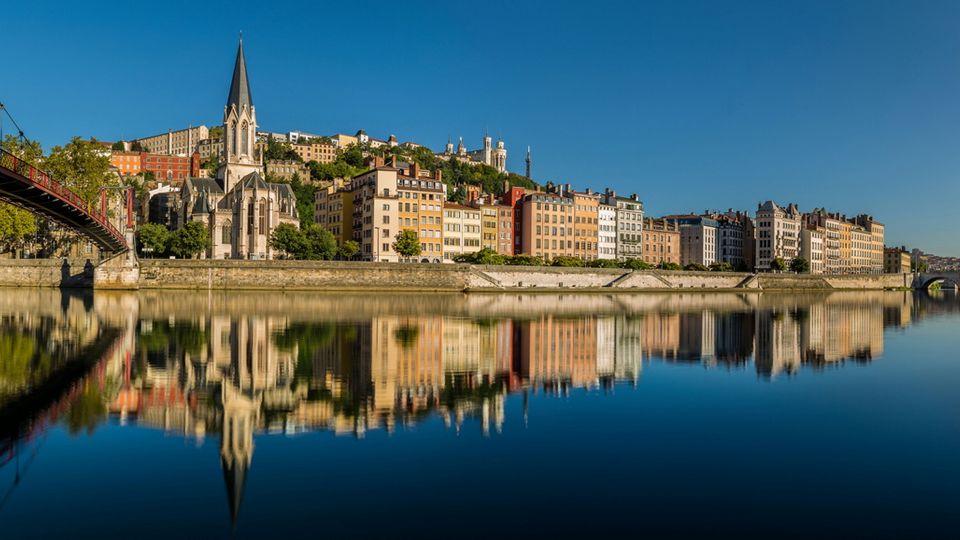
[{"left": 0, "top": 289, "right": 957, "bottom": 530}]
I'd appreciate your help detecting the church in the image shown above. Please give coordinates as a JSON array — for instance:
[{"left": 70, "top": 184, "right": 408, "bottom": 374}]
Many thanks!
[{"left": 179, "top": 37, "right": 299, "bottom": 259}]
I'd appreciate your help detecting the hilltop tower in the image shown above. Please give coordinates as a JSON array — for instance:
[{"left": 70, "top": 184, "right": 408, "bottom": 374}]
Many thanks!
[{"left": 525, "top": 146, "right": 532, "bottom": 179}]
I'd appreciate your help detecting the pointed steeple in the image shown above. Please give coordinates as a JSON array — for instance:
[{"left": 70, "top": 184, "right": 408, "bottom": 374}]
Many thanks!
[{"left": 227, "top": 34, "right": 253, "bottom": 112}]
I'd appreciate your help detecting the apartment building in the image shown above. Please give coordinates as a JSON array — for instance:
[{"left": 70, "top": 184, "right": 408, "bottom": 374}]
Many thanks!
[
  {"left": 442, "top": 203, "right": 482, "bottom": 261},
  {"left": 134, "top": 125, "right": 209, "bottom": 156},
  {"left": 520, "top": 192, "right": 575, "bottom": 259},
  {"left": 314, "top": 178, "right": 352, "bottom": 244},
  {"left": 396, "top": 163, "right": 446, "bottom": 261},
  {"left": 598, "top": 202, "right": 617, "bottom": 260},
  {"left": 349, "top": 167, "right": 400, "bottom": 262},
  {"left": 665, "top": 215, "right": 717, "bottom": 267},
  {"left": 708, "top": 211, "right": 754, "bottom": 271},
  {"left": 601, "top": 189, "right": 644, "bottom": 261},
  {"left": 755, "top": 201, "right": 802, "bottom": 271},
  {"left": 801, "top": 226, "right": 826, "bottom": 274},
  {"left": 572, "top": 190, "right": 600, "bottom": 261},
  {"left": 641, "top": 217, "right": 680, "bottom": 266},
  {"left": 853, "top": 214, "right": 885, "bottom": 274},
  {"left": 884, "top": 247, "right": 911, "bottom": 274},
  {"left": 291, "top": 141, "right": 337, "bottom": 164},
  {"left": 804, "top": 209, "right": 844, "bottom": 274},
  {"left": 265, "top": 159, "right": 310, "bottom": 183}
]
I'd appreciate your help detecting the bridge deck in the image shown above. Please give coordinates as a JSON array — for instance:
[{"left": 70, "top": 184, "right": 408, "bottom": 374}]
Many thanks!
[{"left": 0, "top": 149, "right": 126, "bottom": 252}]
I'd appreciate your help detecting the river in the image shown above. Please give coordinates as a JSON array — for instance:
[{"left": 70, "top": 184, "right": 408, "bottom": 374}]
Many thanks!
[{"left": 0, "top": 289, "right": 957, "bottom": 538}]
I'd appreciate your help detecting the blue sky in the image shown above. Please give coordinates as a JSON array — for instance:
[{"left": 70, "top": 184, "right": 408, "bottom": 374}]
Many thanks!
[{"left": 2, "top": 0, "right": 958, "bottom": 253}]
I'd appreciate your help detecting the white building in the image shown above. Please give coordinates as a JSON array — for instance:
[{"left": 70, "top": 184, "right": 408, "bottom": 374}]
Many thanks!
[
  {"left": 442, "top": 203, "right": 482, "bottom": 261},
  {"left": 598, "top": 203, "right": 617, "bottom": 260},
  {"left": 668, "top": 215, "right": 718, "bottom": 267},
  {"left": 801, "top": 226, "right": 825, "bottom": 274},
  {"left": 755, "top": 201, "right": 802, "bottom": 271}
]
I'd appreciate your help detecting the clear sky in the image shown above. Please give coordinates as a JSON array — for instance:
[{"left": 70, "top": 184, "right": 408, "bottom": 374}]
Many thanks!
[{"left": 2, "top": 0, "right": 958, "bottom": 254}]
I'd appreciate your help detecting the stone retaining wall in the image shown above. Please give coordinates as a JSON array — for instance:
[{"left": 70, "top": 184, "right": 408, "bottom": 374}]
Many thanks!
[
  {"left": 0, "top": 258, "right": 94, "bottom": 288},
  {"left": 0, "top": 258, "right": 916, "bottom": 291}
]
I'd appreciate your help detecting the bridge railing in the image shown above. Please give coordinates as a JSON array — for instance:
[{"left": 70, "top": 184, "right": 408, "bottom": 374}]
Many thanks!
[{"left": 0, "top": 148, "right": 126, "bottom": 249}]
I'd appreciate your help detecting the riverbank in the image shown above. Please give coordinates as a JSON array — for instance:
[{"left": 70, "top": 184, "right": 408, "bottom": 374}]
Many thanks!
[{"left": 0, "top": 258, "right": 916, "bottom": 291}]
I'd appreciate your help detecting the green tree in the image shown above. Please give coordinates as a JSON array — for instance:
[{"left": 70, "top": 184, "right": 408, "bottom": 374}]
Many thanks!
[
  {"left": 505, "top": 254, "right": 544, "bottom": 266},
  {"left": 790, "top": 256, "right": 810, "bottom": 273},
  {"left": 136, "top": 223, "right": 170, "bottom": 257},
  {"left": 111, "top": 141, "right": 125, "bottom": 151},
  {"left": 393, "top": 230, "right": 422, "bottom": 258},
  {"left": 265, "top": 135, "right": 301, "bottom": 161},
  {"left": 770, "top": 257, "right": 788, "bottom": 272},
  {"left": 454, "top": 247, "right": 505, "bottom": 265},
  {"left": 270, "top": 223, "right": 307, "bottom": 258},
  {"left": 208, "top": 125, "right": 224, "bottom": 139},
  {"left": 588, "top": 258, "right": 622, "bottom": 268},
  {"left": 709, "top": 261, "right": 734, "bottom": 272},
  {"left": 290, "top": 173, "right": 315, "bottom": 227},
  {"left": 619, "top": 258, "right": 653, "bottom": 270},
  {"left": 658, "top": 261, "right": 682, "bottom": 271},
  {"left": 551, "top": 255, "right": 585, "bottom": 267},
  {"left": 338, "top": 239, "right": 359, "bottom": 260},
  {"left": 684, "top": 263, "right": 709, "bottom": 271},
  {"left": 303, "top": 224, "right": 337, "bottom": 260},
  {"left": 168, "top": 221, "right": 210, "bottom": 258},
  {"left": 45, "top": 136, "right": 117, "bottom": 204}
]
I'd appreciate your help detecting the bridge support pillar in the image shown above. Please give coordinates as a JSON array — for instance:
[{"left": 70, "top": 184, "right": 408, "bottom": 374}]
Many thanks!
[{"left": 93, "top": 230, "right": 140, "bottom": 289}]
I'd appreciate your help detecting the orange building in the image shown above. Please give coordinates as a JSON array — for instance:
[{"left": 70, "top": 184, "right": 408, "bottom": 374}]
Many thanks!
[
  {"left": 572, "top": 190, "right": 600, "bottom": 260},
  {"left": 520, "top": 191, "right": 575, "bottom": 259},
  {"left": 396, "top": 162, "right": 445, "bottom": 261}
]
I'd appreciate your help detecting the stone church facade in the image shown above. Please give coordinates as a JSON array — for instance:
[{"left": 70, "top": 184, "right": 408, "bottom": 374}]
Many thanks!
[{"left": 179, "top": 38, "right": 298, "bottom": 259}]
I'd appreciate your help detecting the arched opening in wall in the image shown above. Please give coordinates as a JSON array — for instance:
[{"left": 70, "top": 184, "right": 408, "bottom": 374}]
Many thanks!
[{"left": 923, "top": 278, "right": 959, "bottom": 291}]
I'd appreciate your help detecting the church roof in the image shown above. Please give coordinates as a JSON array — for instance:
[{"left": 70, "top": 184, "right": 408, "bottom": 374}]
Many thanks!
[
  {"left": 185, "top": 177, "right": 224, "bottom": 195},
  {"left": 227, "top": 37, "right": 253, "bottom": 112},
  {"left": 192, "top": 190, "right": 211, "bottom": 214},
  {"left": 240, "top": 171, "right": 269, "bottom": 190}
]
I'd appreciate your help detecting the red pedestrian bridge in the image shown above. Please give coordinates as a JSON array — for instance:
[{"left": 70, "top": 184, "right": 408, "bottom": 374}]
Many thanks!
[{"left": 0, "top": 148, "right": 127, "bottom": 252}]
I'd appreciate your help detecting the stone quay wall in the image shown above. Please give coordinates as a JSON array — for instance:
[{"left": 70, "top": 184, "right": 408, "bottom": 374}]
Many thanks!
[{"left": 0, "top": 258, "right": 914, "bottom": 291}]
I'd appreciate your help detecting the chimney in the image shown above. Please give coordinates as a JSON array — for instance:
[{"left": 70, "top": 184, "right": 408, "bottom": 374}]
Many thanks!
[
  {"left": 565, "top": 183, "right": 572, "bottom": 195},
  {"left": 631, "top": 193, "right": 638, "bottom": 201},
  {"left": 585, "top": 188, "right": 593, "bottom": 195},
  {"left": 410, "top": 161, "right": 420, "bottom": 177}
]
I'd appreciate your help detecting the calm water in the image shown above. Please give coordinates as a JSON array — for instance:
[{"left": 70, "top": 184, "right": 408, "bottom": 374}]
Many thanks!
[{"left": 0, "top": 289, "right": 958, "bottom": 538}]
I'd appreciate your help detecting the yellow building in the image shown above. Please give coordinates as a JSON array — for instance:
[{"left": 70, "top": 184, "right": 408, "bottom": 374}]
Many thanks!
[{"left": 396, "top": 163, "right": 446, "bottom": 262}]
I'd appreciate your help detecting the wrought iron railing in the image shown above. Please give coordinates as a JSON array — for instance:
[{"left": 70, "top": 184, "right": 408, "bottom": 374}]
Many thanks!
[{"left": 0, "top": 148, "right": 126, "bottom": 249}]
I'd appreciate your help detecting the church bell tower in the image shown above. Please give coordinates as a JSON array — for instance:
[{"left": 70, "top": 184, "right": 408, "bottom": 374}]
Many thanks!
[{"left": 219, "top": 35, "right": 261, "bottom": 192}]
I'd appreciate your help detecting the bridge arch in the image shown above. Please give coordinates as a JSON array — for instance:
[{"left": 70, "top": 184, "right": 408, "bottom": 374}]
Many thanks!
[{"left": 917, "top": 273, "right": 960, "bottom": 290}]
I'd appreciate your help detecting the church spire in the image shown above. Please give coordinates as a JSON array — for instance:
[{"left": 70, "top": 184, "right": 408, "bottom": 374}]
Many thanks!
[{"left": 227, "top": 35, "right": 253, "bottom": 112}]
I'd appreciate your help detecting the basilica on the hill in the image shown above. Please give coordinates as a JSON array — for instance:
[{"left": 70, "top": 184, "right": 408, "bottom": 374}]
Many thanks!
[{"left": 179, "top": 38, "right": 299, "bottom": 259}]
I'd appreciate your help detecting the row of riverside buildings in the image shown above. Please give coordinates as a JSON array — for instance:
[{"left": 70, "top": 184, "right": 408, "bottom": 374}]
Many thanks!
[
  {"left": 124, "top": 38, "right": 903, "bottom": 273},
  {"left": 314, "top": 157, "right": 896, "bottom": 274}
]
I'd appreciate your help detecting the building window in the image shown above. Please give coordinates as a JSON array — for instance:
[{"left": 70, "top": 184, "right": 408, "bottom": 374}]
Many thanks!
[{"left": 221, "top": 221, "right": 232, "bottom": 244}]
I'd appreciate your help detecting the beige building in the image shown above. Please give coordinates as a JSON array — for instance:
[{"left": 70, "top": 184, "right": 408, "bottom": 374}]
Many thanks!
[
  {"left": 804, "top": 209, "right": 844, "bottom": 274},
  {"left": 641, "top": 218, "right": 680, "bottom": 266},
  {"left": 396, "top": 163, "right": 446, "bottom": 262},
  {"left": 755, "top": 201, "right": 801, "bottom": 271},
  {"left": 314, "top": 178, "right": 353, "bottom": 244},
  {"left": 442, "top": 203, "right": 482, "bottom": 261},
  {"left": 135, "top": 125, "right": 209, "bottom": 156},
  {"left": 854, "top": 214, "right": 885, "bottom": 274},
  {"left": 349, "top": 167, "right": 400, "bottom": 261},
  {"left": 265, "top": 159, "right": 310, "bottom": 183},
  {"left": 884, "top": 247, "right": 911, "bottom": 274},
  {"left": 291, "top": 141, "right": 337, "bottom": 164}
]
